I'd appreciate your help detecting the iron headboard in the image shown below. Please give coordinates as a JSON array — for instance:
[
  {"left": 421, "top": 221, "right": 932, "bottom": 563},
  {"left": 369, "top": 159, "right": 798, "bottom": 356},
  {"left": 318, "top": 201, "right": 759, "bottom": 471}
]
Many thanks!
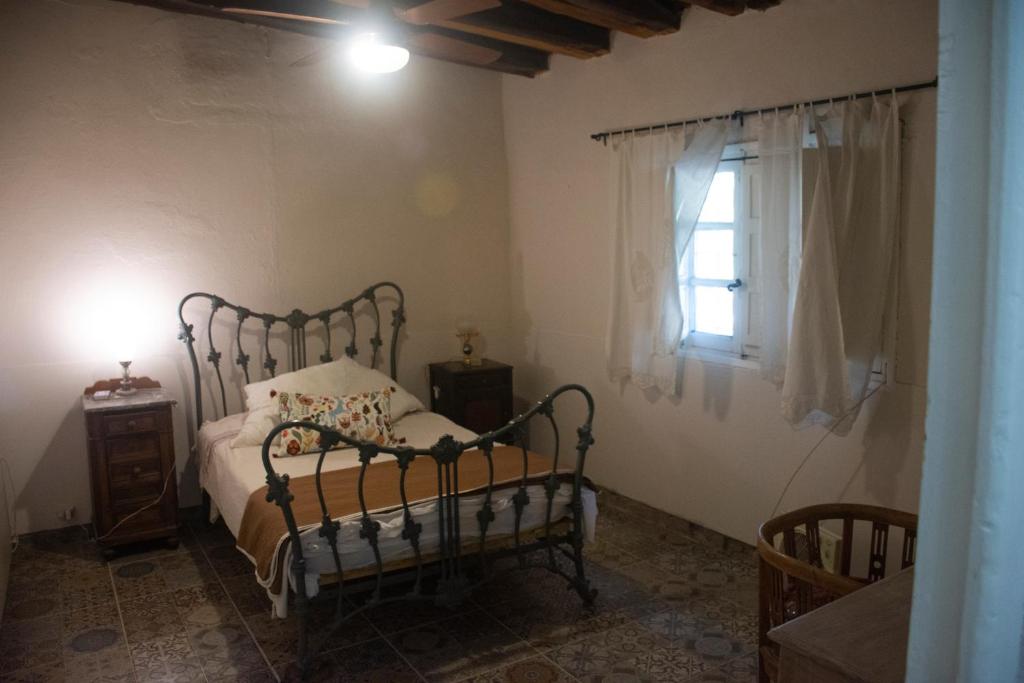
[{"left": 177, "top": 282, "right": 405, "bottom": 429}]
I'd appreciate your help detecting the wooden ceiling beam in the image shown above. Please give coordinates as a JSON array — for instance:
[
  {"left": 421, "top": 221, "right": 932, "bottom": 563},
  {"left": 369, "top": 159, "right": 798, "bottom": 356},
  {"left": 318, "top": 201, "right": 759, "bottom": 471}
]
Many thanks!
[
  {"left": 199, "top": 0, "right": 364, "bottom": 22},
  {"left": 105, "top": 0, "right": 550, "bottom": 76},
  {"left": 411, "top": 26, "right": 550, "bottom": 76},
  {"left": 430, "top": 1, "right": 611, "bottom": 58},
  {"left": 686, "top": 0, "right": 744, "bottom": 16},
  {"left": 517, "top": 0, "right": 682, "bottom": 38},
  {"left": 686, "top": 0, "right": 780, "bottom": 16},
  {"left": 745, "top": 0, "right": 782, "bottom": 10}
]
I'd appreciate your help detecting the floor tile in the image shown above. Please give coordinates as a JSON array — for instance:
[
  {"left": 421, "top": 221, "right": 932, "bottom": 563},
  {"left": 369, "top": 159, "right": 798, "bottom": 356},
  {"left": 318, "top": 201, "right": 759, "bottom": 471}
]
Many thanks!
[
  {"left": 280, "top": 638, "right": 419, "bottom": 682},
  {"left": 121, "top": 592, "right": 187, "bottom": 644},
  {"left": 0, "top": 658, "right": 67, "bottom": 682},
  {"left": 60, "top": 566, "right": 116, "bottom": 612},
  {"left": 391, "top": 610, "right": 536, "bottom": 681},
  {"left": 220, "top": 575, "right": 273, "bottom": 617},
  {"left": 129, "top": 633, "right": 205, "bottom": 682},
  {"left": 694, "top": 651, "right": 758, "bottom": 682},
  {"left": 485, "top": 591, "right": 629, "bottom": 653},
  {"left": 62, "top": 642, "right": 134, "bottom": 682},
  {"left": 462, "top": 655, "right": 575, "bottom": 683},
  {"left": 173, "top": 583, "right": 238, "bottom": 631},
  {"left": 246, "top": 603, "right": 377, "bottom": 671},
  {"left": 60, "top": 602, "right": 122, "bottom": 657},
  {"left": 629, "top": 608, "right": 754, "bottom": 682},
  {"left": 156, "top": 551, "right": 218, "bottom": 591},
  {"left": 187, "top": 621, "right": 270, "bottom": 679},
  {"left": 112, "top": 560, "right": 170, "bottom": 601},
  {"left": 0, "top": 615, "right": 64, "bottom": 674},
  {"left": 4, "top": 592, "right": 63, "bottom": 622},
  {"left": 363, "top": 594, "right": 462, "bottom": 635},
  {"left": 61, "top": 584, "right": 118, "bottom": 613},
  {"left": 583, "top": 538, "right": 643, "bottom": 571},
  {"left": 547, "top": 621, "right": 669, "bottom": 680}
]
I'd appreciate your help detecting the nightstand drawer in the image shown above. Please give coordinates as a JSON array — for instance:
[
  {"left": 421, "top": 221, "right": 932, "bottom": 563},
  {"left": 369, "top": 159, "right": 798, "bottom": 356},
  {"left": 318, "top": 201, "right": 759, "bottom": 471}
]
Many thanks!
[
  {"left": 110, "top": 476, "right": 164, "bottom": 503},
  {"left": 109, "top": 458, "right": 163, "bottom": 488},
  {"left": 103, "top": 411, "right": 162, "bottom": 436},
  {"left": 454, "top": 371, "right": 510, "bottom": 392},
  {"left": 105, "top": 434, "right": 162, "bottom": 463},
  {"left": 111, "top": 503, "right": 167, "bottom": 531}
]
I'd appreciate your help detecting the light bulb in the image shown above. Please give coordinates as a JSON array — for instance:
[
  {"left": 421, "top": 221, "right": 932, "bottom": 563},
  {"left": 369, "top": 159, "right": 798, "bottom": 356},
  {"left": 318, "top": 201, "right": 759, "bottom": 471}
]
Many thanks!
[{"left": 348, "top": 33, "right": 410, "bottom": 74}]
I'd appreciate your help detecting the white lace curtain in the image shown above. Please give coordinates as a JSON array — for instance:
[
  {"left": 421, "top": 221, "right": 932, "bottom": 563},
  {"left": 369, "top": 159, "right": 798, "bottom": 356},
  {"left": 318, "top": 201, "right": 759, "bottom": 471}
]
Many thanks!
[
  {"left": 605, "top": 98, "right": 900, "bottom": 428},
  {"left": 606, "top": 122, "right": 731, "bottom": 394},
  {"left": 779, "top": 97, "right": 901, "bottom": 432}
]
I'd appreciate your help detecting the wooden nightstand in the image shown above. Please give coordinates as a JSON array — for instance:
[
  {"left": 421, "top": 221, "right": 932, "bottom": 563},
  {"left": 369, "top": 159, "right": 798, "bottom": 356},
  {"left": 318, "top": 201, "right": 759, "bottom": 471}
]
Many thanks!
[
  {"left": 429, "top": 359, "right": 514, "bottom": 440},
  {"left": 83, "top": 378, "right": 179, "bottom": 556}
]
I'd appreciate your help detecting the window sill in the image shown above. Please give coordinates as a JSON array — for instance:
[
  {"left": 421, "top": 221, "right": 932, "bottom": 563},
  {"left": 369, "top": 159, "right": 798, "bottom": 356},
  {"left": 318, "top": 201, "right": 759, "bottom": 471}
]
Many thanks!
[{"left": 682, "top": 345, "right": 761, "bottom": 371}]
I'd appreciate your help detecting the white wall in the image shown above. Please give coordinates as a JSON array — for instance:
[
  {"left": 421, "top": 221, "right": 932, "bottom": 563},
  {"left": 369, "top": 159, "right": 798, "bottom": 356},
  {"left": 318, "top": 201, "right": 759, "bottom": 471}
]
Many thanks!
[
  {"left": 502, "top": 0, "right": 938, "bottom": 542},
  {"left": 0, "top": 0, "right": 512, "bottom": 533}
]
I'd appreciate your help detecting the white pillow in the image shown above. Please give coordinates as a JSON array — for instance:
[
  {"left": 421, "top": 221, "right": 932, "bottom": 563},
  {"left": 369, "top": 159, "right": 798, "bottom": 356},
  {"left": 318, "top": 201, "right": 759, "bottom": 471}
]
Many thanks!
[
  {"left": 230, "top": 356, "right": 423, "bottom": 448},
  {"left": 242, "top": 358, "right": 351, "bottom": 411},
  {"left": 339, "top": 360, "right": 424, "bottom": 421},
  {"left": 230, "top": 405, "right": 282, "bottom": 450}
]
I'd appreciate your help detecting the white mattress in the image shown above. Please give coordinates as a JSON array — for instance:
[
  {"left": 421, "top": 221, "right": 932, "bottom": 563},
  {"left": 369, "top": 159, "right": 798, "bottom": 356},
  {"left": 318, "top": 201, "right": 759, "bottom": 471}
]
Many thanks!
[{"left": 196, "top": 411, "right": 597, "bottom": 616}]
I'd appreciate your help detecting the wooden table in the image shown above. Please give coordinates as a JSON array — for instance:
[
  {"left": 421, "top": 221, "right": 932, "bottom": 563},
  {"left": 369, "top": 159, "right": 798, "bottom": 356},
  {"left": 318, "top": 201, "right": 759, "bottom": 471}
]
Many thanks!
[{"left": 768, "top": 568, "right": 914, "bottom": 683}]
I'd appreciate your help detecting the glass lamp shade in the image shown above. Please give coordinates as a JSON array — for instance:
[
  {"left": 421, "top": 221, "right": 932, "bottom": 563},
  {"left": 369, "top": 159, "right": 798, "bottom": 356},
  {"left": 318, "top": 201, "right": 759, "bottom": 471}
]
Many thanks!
[{"left": 348, "top": 33, "right": 410, "bottom": 74}]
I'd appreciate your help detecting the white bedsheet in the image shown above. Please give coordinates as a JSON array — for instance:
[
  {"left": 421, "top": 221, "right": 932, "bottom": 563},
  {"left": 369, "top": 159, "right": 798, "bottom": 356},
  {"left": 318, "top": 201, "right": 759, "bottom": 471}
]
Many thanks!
[
  {"left": 198, "top": 411, "right": 481, "bottom": 537},
  {"left": 196, "top": 411, "right": 597, "bottom": 617}
]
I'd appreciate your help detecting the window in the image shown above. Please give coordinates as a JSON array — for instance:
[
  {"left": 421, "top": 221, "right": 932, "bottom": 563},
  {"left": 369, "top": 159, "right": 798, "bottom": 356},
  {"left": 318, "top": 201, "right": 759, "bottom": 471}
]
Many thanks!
[{"left": 680, "top": 147, "right": 761, "bottom": 358}]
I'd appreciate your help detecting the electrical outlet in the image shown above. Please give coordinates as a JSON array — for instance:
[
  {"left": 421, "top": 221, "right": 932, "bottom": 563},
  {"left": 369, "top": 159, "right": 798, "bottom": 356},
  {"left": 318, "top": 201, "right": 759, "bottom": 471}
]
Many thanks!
[
  {"left": 775, "top": 524, "right": 844, "bottom": 574},
  {"left": 818, "top": 527, "right": 842, "bottom": 574},
  {"left": 57, "top": 506, "right": 76, "bottom": 522}
]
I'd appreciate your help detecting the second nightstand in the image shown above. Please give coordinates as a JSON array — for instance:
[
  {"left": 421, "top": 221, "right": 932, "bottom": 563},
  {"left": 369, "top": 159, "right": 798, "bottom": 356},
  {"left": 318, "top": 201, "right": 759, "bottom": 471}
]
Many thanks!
[{"left": 429, "top": 359, "right": 513, "bottom": 439}]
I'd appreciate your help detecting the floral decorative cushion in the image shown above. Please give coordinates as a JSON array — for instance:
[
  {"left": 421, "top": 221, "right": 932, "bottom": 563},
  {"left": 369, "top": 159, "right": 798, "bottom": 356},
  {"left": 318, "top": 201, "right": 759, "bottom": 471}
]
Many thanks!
[{"left": 276, "top": 389, "right": 400, "bottom": 456}]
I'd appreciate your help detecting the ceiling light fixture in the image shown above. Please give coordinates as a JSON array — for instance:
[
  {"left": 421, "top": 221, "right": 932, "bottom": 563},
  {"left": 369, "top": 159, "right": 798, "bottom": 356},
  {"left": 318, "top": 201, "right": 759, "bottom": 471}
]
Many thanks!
[{"left": 348, "top": 32, "right": 410, "bottom": 74}]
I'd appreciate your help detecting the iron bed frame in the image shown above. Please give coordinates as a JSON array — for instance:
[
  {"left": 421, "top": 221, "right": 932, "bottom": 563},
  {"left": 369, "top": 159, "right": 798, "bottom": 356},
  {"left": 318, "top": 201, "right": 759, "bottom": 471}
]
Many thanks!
[{"left": 177, "top": 282, "right": 598, "bottom": 678}]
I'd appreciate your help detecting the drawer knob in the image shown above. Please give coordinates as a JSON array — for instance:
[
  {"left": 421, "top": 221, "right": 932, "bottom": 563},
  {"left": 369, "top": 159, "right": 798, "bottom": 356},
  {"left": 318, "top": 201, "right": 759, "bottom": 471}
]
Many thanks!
[
  {"left": 126, "top": 420, "right": 137, "bottom": 431},
  {"left": 132, "top": 465, "right": 142, "bottom": 476}
]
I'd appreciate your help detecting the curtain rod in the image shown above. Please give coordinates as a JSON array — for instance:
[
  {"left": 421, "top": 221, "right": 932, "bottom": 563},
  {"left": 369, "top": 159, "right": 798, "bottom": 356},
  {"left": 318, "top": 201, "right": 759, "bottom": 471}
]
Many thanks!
[{"left": 589, "top": 77, "right": 938, "bottom": 144}]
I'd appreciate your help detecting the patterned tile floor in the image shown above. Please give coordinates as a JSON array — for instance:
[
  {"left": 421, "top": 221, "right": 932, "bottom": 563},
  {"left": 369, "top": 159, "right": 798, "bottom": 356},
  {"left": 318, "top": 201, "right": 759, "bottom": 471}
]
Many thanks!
[{"left": 0, "top": 490, "right": 759, "bottom": 682}]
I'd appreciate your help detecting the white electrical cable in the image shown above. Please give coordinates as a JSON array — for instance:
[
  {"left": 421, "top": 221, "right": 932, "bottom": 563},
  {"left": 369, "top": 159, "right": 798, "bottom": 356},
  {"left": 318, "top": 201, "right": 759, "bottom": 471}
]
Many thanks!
[
  {"left": 94, "top": 464, "right": 177, "bottom": 542},
  {"left": 768, "top": 383, "right": 885, "bottom": 520}
]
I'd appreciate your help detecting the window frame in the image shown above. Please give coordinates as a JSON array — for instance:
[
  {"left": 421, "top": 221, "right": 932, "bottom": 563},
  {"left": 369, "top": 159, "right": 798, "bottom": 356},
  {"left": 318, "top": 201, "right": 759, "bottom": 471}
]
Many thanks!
[
  {"left": 677, "top": 139, "right": 896, "bottom": 379},
  {"left": 681, "top": 155, "right": 753, "bottom": 357}
]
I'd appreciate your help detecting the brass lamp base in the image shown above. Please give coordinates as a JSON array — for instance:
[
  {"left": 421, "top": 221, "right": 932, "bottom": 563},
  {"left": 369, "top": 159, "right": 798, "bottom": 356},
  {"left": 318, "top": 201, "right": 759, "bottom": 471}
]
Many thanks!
[{"left": 116, "top": 360, "right": 137, "bottom": 396}]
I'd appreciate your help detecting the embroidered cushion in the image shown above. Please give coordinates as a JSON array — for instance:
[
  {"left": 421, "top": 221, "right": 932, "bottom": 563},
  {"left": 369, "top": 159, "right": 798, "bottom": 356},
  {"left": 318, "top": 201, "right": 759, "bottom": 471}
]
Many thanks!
[
  {"left": 230, "top": 357, "right": 424, "bottom": 449},
  {"left": 276, "top": 389, "right": 399, "bottom": 456}
]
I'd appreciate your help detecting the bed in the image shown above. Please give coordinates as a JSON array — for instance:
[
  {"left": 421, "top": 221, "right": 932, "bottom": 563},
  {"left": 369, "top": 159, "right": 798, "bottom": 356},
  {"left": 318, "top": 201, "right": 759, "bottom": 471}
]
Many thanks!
[{"left": 178, "top": 282, "right": 598, "bottom": 677}]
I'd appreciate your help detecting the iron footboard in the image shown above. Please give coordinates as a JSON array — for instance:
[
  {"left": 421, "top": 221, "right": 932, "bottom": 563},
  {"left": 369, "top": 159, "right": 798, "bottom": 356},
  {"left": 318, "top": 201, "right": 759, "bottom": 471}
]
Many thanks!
[{"left": 260, "top": 384, "right": 597, "bottom": 679}]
